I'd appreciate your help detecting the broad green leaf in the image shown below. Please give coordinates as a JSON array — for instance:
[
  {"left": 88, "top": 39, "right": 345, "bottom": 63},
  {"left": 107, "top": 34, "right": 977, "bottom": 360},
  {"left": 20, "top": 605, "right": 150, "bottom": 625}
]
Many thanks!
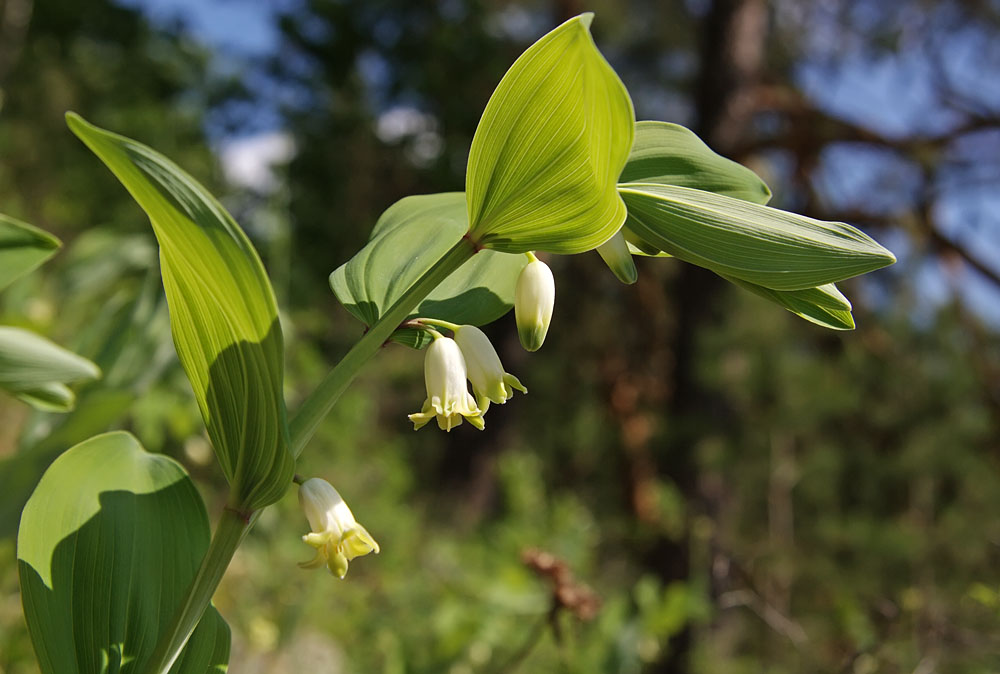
[
  {"left": 0, "top": 213, "right": 61, "bottom": 292},
  {"left": 619, "top": 182, "right": 896, "bottom": 291},
  {"left": 618, "top": 121, "right": 772, "bottom": 204},
  {"left": 724, "top": 277, "right": 856, "bottom": 330},
  {"left": 67, "top": 112, "right": 294, "bottom": 509},
  {"left": 0, "top": 326, "right": 100, "bottom": 412},
  {"left": 330, "top": 192, "right": 528, "bottom": 348},
  {"left": 18, "top": 431, "right": 230, "bottom": 673},
  {"left": 466, "top": 13, "right": 635, "bottom": 254}
]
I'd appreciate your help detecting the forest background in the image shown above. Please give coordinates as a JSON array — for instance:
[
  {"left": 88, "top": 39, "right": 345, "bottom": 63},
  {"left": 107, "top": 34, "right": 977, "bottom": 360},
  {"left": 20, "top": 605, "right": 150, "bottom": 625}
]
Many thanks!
[{"left": 2, "top": 0, "right": 1000, "bottom": 672}]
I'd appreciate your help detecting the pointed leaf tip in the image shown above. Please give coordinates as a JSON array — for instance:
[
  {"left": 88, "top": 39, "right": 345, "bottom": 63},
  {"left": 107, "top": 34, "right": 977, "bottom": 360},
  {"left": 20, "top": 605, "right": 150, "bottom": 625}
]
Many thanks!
[
  {"left": 466, "top": 12, "right": 634, "bottom": 254},
  {"left": 577, "top": 12, "right": 594, "bottom": 29},
  {"left": 0, "top": 213, "right": 62, "bottom": 291}
]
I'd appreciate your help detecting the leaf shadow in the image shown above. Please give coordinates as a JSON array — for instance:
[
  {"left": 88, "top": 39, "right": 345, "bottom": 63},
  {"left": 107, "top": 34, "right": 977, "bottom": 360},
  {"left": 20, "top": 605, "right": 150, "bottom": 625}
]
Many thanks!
[
  {"left": 202, "top": 317, "right": 294, "bottom": 509},
  {"left": 18, "top": 486, "right": 229, "bottom": 673}
]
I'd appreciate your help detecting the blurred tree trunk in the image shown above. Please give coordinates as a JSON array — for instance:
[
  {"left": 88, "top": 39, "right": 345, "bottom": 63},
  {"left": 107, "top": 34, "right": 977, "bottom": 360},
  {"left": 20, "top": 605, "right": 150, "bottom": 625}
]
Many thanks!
[
  {"left": 0, "top": 0, "right": 33, "bottom": 86},
  {"left": 649, "top": 1, "right": 768, "bottom": 672}
]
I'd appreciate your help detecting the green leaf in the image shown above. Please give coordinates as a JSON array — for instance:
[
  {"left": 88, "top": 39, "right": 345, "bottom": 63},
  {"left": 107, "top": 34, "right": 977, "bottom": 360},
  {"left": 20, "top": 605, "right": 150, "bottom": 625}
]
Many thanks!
[
  {"left": 330, "top": 192, "right": 527, "bottom": 348},
  {"left": 625, "top": 237, "right": 672, "bottom": 257},
  {"left": 466, "top": 13, "right": 635, "bottom": 254},
  {"left": 618, "top": 121, "right": 772, "bottom": 204},
  {"left": 0, "top": 326, "right": 101, "bottom": 412},
  {"left": 724, "top": 277, "right": 856, "bottom": 330},
  {"left": 18, "top": 431, "right": 230, "bottom": 673},
  {"left": 67, "top": 112, "right": 294, "bottom": 510},
  {"left": 619, "top": 182, "right": 896, "bottom": 291},
  {"left": 0, "top": 213, "right": 61, "bottom": 292}
]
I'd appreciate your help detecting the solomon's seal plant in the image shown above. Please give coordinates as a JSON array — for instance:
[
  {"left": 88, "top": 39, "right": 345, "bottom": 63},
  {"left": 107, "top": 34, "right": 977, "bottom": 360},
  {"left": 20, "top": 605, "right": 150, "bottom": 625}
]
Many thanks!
[{"left": 14, "top": 13, "right": 895, "bottom": 672}]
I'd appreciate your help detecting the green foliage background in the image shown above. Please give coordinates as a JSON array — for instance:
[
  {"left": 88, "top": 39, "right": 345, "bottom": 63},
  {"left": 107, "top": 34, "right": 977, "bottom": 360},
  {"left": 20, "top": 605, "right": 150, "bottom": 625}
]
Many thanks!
[{"left": 2, "top": 0, "right": 1000, "bottom": 672}]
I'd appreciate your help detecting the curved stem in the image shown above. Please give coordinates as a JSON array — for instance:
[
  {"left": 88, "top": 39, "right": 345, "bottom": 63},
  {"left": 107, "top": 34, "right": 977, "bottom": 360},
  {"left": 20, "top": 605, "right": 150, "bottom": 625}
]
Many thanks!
[
  {"left": 412, "top": 317, "right": 462, "bottom": 333},
  {"left": 145, "top": 238, "right": 477, "bottom": 673},
  {"left": 144, "top": 507, "right": 249, "bottom": 673},
  {"left": 288, "top": 238, "right": 476, "bottom": 458}
]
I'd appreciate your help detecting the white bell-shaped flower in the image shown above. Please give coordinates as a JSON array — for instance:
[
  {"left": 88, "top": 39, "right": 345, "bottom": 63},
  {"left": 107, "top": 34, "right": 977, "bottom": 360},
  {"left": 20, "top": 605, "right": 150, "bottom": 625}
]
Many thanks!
[
  {"left": 453, "top": 325, "right": 526, "bottom": 412},
  {"left": 408, "top": 336, "right": 485, "bottom": 431},
  {"left": 298, "top": 478, "right": 379, "bottom": 579},
  {"left": 514, "top": 258, "right": 555, "bottom": 352}
]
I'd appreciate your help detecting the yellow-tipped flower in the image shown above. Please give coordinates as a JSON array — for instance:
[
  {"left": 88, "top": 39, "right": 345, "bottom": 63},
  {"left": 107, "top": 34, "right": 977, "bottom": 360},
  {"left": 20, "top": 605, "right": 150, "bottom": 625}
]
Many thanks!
[
  {"left": 453, "top": 325, "right": 527, "bottom": 412},
  {"left": 408, "top": 336, "right": 485, "bottom": 431},
  {"left": 514, "top": 258, "right": 555, "bottom": 352},
  {"left": 298, "top": 478, "right": 379, "bottom": 579},
  {"left": 596, "top": 230, "right": 638, "bottom": 284}
]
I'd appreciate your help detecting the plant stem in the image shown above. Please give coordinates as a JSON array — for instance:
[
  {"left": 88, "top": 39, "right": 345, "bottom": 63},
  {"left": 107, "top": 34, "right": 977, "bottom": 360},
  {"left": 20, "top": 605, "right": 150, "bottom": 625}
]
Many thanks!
[
  {"left": 145, "top": 506, "right": 249, "bottom": 674},
  {"left": 288, "top": 238, "right": 476, "bottom": 457},
  {"left": 145, "top": 237, "right": 477, "bottom": 673},
  {"left": 412, "top": 317, "right": 462, "bottom": 333}
]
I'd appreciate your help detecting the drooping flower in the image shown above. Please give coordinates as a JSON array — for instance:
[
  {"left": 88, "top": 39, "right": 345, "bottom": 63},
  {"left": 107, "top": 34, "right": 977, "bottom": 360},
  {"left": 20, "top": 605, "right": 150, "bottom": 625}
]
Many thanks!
[
  {"left": 453, "top": 325, "right": 526, "bottom": 412},
  {"left": 514, "top": 258, "right": 556, "bottom": 352},
  {"left": 408, "top": 336, "right": 485, "bottom": 431},
  {"left": 298, "top": 478, "right": 379, "bottom": 579}
]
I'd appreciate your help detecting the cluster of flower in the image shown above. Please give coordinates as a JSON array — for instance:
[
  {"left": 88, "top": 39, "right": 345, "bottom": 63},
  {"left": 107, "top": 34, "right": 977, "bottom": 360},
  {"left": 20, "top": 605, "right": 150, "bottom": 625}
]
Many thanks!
[{"left": 409, "top": 256, "right": 554, "bottom": 432}]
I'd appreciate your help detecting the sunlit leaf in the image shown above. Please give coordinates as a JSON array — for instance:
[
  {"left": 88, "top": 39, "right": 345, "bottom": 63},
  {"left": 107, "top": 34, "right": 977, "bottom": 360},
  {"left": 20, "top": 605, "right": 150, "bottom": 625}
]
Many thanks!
[
  {"left": 466, "top": 13, "right": 635, "bottom": 254},
  {"left": 67, "top": 113, "right": 294, "bottom": 509},
  {"left": 0, "top": 326, "right": 100, "bottom": 412},
  {"left": 618, "top": 121, "right": 771, "bottom": 204},
  {"left": 619, "top": 182, "right": 896, "bottom": 291},
  {"left": 0, "top": 213, "right": 61, "bottom": 292},
  {"left": 724, "top": 277, "right": 856, "bottom": 330},
  {"left": 18, "top": 431, "right": 230, "bottom": 673},
  {"left": 330, "top": 192, "right": 527, "bottom": 348}
]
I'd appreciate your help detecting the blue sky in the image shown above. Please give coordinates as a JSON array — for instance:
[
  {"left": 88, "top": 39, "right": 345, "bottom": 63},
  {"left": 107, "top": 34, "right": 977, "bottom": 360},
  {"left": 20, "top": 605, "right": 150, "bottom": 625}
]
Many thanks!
[{"left": 119, "top": 0, "right": 281, "bottom": 55}]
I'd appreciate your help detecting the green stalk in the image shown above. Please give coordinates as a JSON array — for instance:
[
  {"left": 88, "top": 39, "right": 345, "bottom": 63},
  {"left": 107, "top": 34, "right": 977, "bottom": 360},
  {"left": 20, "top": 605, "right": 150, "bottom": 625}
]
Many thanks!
[
  {"left": 288, "top": 238, "right": 477, "bottom": 457},
  {"left": 144, "top": 507, "right": 248, "bottom": 673},
  {"left": 145, "top": 238, "right": 477, "bottom": 673}
]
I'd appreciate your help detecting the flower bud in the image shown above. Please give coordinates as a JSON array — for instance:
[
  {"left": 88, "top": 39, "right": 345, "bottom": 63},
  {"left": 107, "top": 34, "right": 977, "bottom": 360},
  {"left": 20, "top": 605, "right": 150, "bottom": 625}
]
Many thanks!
[
  {"left": 514, "top": 259, "right": 555, "bottom": 352},
  {"left": 453, "top": 325, "right": 526, "bottom": 411},
  {"left": 595, "top": 230, "right": 638, "bottom": 284},
  {"left": 408, "top": 336, "right": 485, "bottom": 431},
  {"left": 298, "top": 478, "right": 379, "bottom": 579}
]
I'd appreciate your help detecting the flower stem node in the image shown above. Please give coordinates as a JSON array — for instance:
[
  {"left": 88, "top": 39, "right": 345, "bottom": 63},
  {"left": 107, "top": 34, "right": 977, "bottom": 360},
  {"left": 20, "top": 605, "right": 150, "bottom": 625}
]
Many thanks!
[
  {"left": 453, "top": 325, "right": 527, "bottom": 412},
  {"left": 409, "top": 336, "right": 485, "bottom": 431},
  {"left": 298, "top": 478, "right": 379, "bottom": 579},
  {"left": 514, "top": 257, "right": 556, "bottom": 352}
]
